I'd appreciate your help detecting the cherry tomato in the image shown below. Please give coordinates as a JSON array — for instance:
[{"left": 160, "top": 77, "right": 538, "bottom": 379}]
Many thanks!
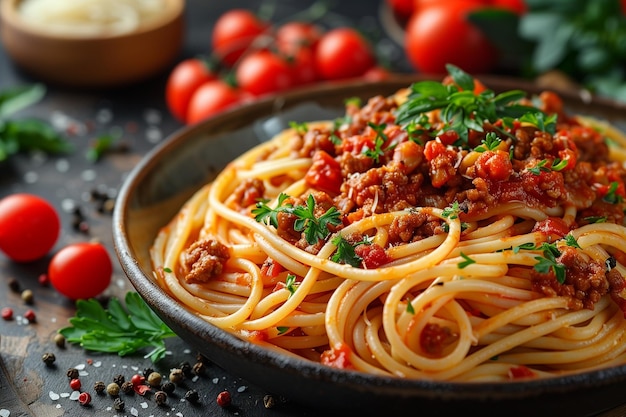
[
  {"left": 487, "top": 0, "right": 527, "bottom": 14},
  {"left": 363, "top": 66, "right": 390, "bottom": 81},
  {"left": 186, "top": 79, "right": 248, "bottom": 124},
  {"left": 404, "top": 1, "right": 498, "bottom": 74},
  {"left": 0, "top": 194, "right": 60, "bottom": 262},
  {"left": 386, "top": 0, "right": 416, "bottom": 22},
  {"left": 235, "top": 50, "right": 295, "bottom": 96},
  {"left": 314, "top": 28, "right": 377, "bottom": 80},
  {"left": 166, "top": 58, "right": 218, "bottom": 123},
  {"left": 211, "top": 9, "right": 269, "bottom": 67},
  {"left": 286, "top": 47, "right": 318, "bottom": 86},
  {"left": 48, "top": 242, "right": 112, "bottom": 300},
  {"left": 275, "top": 21, "right": 322, "bottom": 54}
]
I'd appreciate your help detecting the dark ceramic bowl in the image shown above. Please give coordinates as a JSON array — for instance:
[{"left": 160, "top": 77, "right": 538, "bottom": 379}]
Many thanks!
[{"left": 113, "top": 76, "right": 626, "bottom": 417}]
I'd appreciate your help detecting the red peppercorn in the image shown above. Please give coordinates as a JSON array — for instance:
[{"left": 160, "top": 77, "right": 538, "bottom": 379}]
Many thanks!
[
  {"left": 131, "top": 373, "right": 145, "bottom": 387},
  {"left": 69, "top": 378, "right": 82, "bottom": 391},
  {"left": 78, "top": 392, "right": 91, "bottom": 406},
  {"left": 38, "top": 273, "right": 50, "bottom": 286},
  {"left": 1, "top": 307, "right": 13, "bottom": 320},
  {"left": 216, "top": 390, "right": 231, "bottom": 407},
  {"left": 23, "top": 309, "right": 36, "bottom": 323}
]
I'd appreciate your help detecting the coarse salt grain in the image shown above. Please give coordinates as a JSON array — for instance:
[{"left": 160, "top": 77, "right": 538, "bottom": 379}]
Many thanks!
[
  {"left": 59, "top": 392, "right": 70, "bottom": 398},
  {"left": 237, "top": 385, "right": 247, "bottom": 393},
  {"left": 130, "top": 407, "right": 139, "bottom": 416},
  {"left": 49, "top": 391, "right": 60, "bottom": 400},
  {"left": 93, "top": 361, "right": 102, "bottom": 367},
  {"left": 0, "top": 409, "right": 10, "bottom": 417},
  {"left": 69, "top": 391, "right": 80, "bottom": 401},
  {"left": 140, "top": 402, "right": 148, "bottom": 409}
]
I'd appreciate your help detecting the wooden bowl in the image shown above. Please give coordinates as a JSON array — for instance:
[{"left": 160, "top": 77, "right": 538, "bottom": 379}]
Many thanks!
[{"left": 0, "top": 0, "right": 185, "bottom": 88}]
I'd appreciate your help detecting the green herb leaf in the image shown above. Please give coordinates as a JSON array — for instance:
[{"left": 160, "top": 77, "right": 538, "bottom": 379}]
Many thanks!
[
  {"left": 330, "top": 235, "right": 363, "bottom": 267},
  {"left": 285, "top": 274, "right": 298, "bottom": 297},
  {"left": 58, "top": 292, "right": 177, "bottom": 362},
  {"left": 290, "top": 194, "right": 341, "bottom": 245},
  {"left": 252, "top": 193, "right": 291, "bottom": 227},
  {"left": 458, "top": 252, "right": 476, "bottom": 269}
]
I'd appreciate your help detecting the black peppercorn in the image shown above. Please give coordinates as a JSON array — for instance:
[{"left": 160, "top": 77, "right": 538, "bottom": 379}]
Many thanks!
[
  {"left": 185, "top": 389, "right": 200, "bottom": 403},
  {"left": 161, "top": 381, "right": 175, "bottom": 394},
  {"left": 113, "top": 374, "right": 125, "bottom": 386},
  {"left": 121, "top": 381, "right": 134, "bottom": 394},
  {"left": 67, "top": 368, "right": 79, "bottom": 380},
  {"left": 113, "top": 397, "right": 125, "bottom": 411},
  {"left": 263, "top": 394, "right": 277, "bottom": 409},
  {"left": 42, "top": 352, "right": 56, "bottom": 366},
  {"left": 154, "top": 390, "right": 167, "bottom": 406},
  {"left": 179, "top": 361, "right": 192, "bottom": 376},
  {"left": 142, "top": 367, "right": 154, "bottom": 378},
  {"left": 8, "top": 278, "right": 20, "bottom": 293},
  {"left": 94, "top": 381, "right": 106, "bottom": 394},
  {"left": 192, "top": 361, "right": 205, "bottom": 376}
]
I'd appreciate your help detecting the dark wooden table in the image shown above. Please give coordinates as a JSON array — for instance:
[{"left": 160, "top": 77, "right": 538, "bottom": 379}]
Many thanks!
[{"left": 2, "top": 1, "right": 626, "bottom": 416}]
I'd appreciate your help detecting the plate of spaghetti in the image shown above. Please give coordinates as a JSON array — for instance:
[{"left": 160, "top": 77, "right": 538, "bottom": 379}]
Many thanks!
[{"left": 114, "top": 67, "right": 626, "bottom": 417}]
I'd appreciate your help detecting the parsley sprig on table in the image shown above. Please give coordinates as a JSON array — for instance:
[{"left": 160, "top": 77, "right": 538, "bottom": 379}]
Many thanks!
[
  {"left": 252, "top": 193, "right": 341, "bottom": 245},
  {"left": 59, "top": 292, "right": 177, "bottom": 362},
  {"left": 0, "top": 84, "right": 72, "bottom": 162},
  {"left": 395, "top": 65, "right": 556, "bottom": 146}
]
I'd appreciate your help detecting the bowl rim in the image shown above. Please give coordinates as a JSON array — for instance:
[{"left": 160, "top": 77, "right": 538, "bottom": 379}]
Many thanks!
[
  {"left": 113, "top": 75, "right": 626, "bottom": 414},
  {"left": 0, "top": 0, "right": 184, "bottom": 41}
]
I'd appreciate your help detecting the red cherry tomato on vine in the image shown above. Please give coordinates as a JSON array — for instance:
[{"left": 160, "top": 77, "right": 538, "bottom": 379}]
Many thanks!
[
  {"left": 386, "top": 0, "right": 415, "bottom": 22},
  {"left": 48, "top": 242, "right": 112, "bottom": 300},
  {"left": 487, "top": 0, "right": 527, "bottom": 14},
  {"left": 186, "top": 79, "right": 248, "bottom": 124},
  {"left": 211, "top": 9, "right": 269, "bottom": 67},
  {"left": 314, "top": 28, "right": 377, "bottom": 80},
  {"left": 0, "top": 194, "right": 60, "bottom": 262},
  {"left": 404, "top": 1, "right": 498, "bottom": 74},
  {"left": 275, "top": 21, "right": 322, "bottom": 54},
  {"left": 166, "top": 58, "right": 218, "bottom": 123},
  {"left": 235, "top": 50, "right": 295, "bottom": 96}
]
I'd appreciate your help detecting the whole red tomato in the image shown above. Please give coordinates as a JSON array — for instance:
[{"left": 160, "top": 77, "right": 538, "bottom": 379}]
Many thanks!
[
  {"left": 166, "top": 58, "right": 218, "bottom": 123},
  {"left": 48, "top": 242, "right": 112, "bottom": 300},
  {"left": 211, "top": 9, "right": 269, "bottom": 67},
  {"left": 0, "top": 194, "right": 60, "bottom": 262},
  {"left": 314, "top": 28, "right": 376, "bottom": 80},
  {"left": 186, "top": 79, "right": 248, "bottom": 124},
  {"left": 275, "top": 21, "right": 322, "bottom": 54},
  {"left": 405, "top": 1, "right": 498, "bottom": 74},
  {"left": 235, "top": 50, "right": 295, "bottom": 96},
  {"left": 386, "top": 0, "right": 415, "bottom": 22}
]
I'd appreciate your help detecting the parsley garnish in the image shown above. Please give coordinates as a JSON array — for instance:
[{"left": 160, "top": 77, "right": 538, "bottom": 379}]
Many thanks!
[
  {"left": 442, "top": 201, "right": 461, "bottom": 219},
  {"left": 395, "top": 64, "right": 536, "bottom": 145},
  {"left": 533, "top": 243, "right": 566, "bottom": 284},
  {"left": 519, "top": 111, "right": 557, "bottom": 134},
  {"left": 474, "top": 132, "right": 502, "bottom": 152},
  {"left": 603, "top": 181, "right": 623, "bottom": 204},
  {"left": 564, "top": 234, "right": 581, "bottom": 249},
  {"left": 59, "top": 292, "right": 177, "bottom": 362},
  {"left": 528, "top": 158, "right": 568, "bottom": 175},
  {"left": 363, "top": 122, "right": 393, "bottom": 163},
  {"left": 330, "top": 235, "right": 371, "bottom": 267},
  {"left": 584, "top": 216, "right": 607, "bottom": 224},
  {"left": 277, "top": 326, "right": 290, "bottom": 335},
  {"left": 285, "top": 274, "right": 298, "bottom": 297},
  {"left": 512, "top": 242, "right": 537, "bottom": 253},
  {"left": 290, "top": 194, "right": 341, "bottom": 245},
  {"left": 252, "top": 193, "right": 291, "bottom": 228},
  {"left": 0, "top": 84, "right": 73, "bottom": 162},
  {"left": 163, "top": 267, "right": 172, "bottom": 273},
  {"left": 406, "top": 298, "right": 415, "bottom": 315},
  {"left": 289, "top": 121, "right": 308, "bottom": 135},
  {"left": 458, "top": 252, "right": 476, "bottom": 269}
]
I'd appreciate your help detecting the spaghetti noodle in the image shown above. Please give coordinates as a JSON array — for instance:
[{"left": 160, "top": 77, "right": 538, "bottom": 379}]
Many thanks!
[{"left": 151, "top": 67, "right": 626, "bottom": 381}]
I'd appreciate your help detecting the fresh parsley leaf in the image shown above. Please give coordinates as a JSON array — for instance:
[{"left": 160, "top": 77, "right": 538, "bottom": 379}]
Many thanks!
[
  {"left": 363, "top": 122, "right": 393, "bottom": 163},
  {"left": 564, "top": 234, "right": 581, "bottom": 249},
  {"left": 406, "top": 298, "right": 415, "bottom": 315},
  {"left": 252, "top": 193, "right": 291, "bottom": 228},
  {"left": 603, "top": 181, "right": 623, "bottom": 204},
  {"left": 519, "top": 111, "right": 557, "bottom": 134},
  {"left": 533, "top": 242, "right": 566, "bottom": 284},
  {"left": 291, "top": 194, "right": 341, "bottom": 245},
  {"left": 59, "top": 292, "right": 177, "bottom": 362},
  {"left": 442, "top": 201, "right": 461, "bottom": 220},
  {"left": 474, "top": 132, "right": 502, "bottom": 152},
  {"left": 330, "top": 235, "right": 363, "bottom": 267},
  {"left": 277, "top": 326, "right": 290, "bottom": 335},
  {"left": 285, "top": 274, "right": 298, "bottom": 297},
  {"left": 583, "top": 216, "right": 607, "bottom": 224},
  {"left": 289, "top": 121, "right": 308, "bottom": 135},
  {"left": 458, "top": 252, "right": 476, "bottom": 269}
]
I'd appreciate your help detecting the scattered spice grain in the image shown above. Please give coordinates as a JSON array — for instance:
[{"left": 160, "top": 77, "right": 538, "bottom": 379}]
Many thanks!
[
  {"left": 21, "top": 289, "right": 34, "bottom": 304},
  {"left": 113, "top": 397, "right": 125, "bottom": 411},
  {"left": 94, "top": 381, "right": 106, "bottom": 394},
  {"left": 154, "top": 390, "right": 167, "bottom": 406},
  {"left": 67, "top": 368, "right": 79, "bottom": 380},
  {"left": 169, "top": 368, "right": 184, "bottom": 384},
  {"left": 1, "top": 307, "right": 13, "bottom": 320},
  {"left": 216, "top": 390, "right": 231, "bottom": 407},
  {"left": 78, "top": 392, "right": 91, "bottom": 406},
  {"left": 121, "top": 381, "right": 134, "bottom": 394},
  {"left": 53, "top": 333, "right": 66, "bottom": 348},
  {"left": 42, "top": 352, "right": 56, "bottom": 366},
  {"left": 106, "top": 382, "right": 120, "bottom": 396}
]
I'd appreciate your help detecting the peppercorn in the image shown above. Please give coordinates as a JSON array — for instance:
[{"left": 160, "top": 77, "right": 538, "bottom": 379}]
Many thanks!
[
  {"left": 192, "top": 361, "right": 205, "bottom": 376},
  {"left": 69, "top": 378, "right": 82, "bottom": 391},
  {"left": 21, "top": 289, "right": 34, "bottom": 304},
  {"left": 154, "top": 390, "right": 167, "bottom": 406},
  {"left": 263, "top": 394, "right": 277, "bottom": 409},
  {"left": 161, "top": 381, "right": 175, "bottom": 394},
  {"left": 67, "top": 368, "right": 79, "bottom": 380},
  {"left": 169, "top": 368, "right": 184, "bottom": 384},
  {"left": 185, "top": 389, "right": 200, "bottom": 403},
  {"left": 216, "top": 390, "right": 231, "bottom": 407},
  {"left": 121, "top": 381, "right": 134, "bottom": 394},
  {"left": 1, "top": 307, "right": 13, "bottom": 321},
  {"left": 131, "top": 373, "right": 145, "bottom": 387},
  {"left": 78, "top": 392, "right": 91, "bottom": 406},
  {"left": 142, "top": 367, "right": 154, "bottom": 378},
  {"left": 106, "top": 382, "right": 120, "bottom": 396},
  {"left": 53, "top": 333, "right": 66, "bottom": 348},
  {"left": 23, "top": 309, "right": 36, "bottom": 323},
  {"left": 112, "top": 374, "right": 125, "bottom": 386},
  {"left": 94, "top": 381, "right": 106, "bottom": 394},
  {"left": 113, "top": 397, "right": 125, "bottom": 411},
  {"left": 42, "top": 352, "right": 56, "bottom": 366},
  {"left": 147, "top": 371, "right": 162, "bottom": 387},
  {"left": 179, "top": 361, "right": 192, "bottom": 376},
  {"left": 8, "top": 278, "right": 20, "bottom": 293}
]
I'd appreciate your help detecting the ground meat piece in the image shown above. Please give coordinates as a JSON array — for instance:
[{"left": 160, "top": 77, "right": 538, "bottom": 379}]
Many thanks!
[
  {"left": 299, "top": 128, "right": 336, "bottom": 158},
  {"left": 387, "top": 211, "right": 443, "bottom": 245},
  {"left": 231, "top": 178, "right": 265, "bottom": 209},
  {"left": 607, "top": 268, "right": 626, "bottom": 317},
  {"left": 531, "top": 246, "right": 608, "bottom": 310},
  {"left": 182, "top": 239, "right": 230, "bottom": 284}
]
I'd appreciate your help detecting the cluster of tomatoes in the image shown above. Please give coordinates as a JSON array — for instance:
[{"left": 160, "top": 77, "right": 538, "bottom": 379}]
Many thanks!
[
  {"left": 166, "top": 9, "right": 387, "bottom": 125},
  {"left": 0, "top": 194, "right": 112, "bottom": 300},
  {"left": 388, "top": 0, "right": 527, "bottom": 75}
]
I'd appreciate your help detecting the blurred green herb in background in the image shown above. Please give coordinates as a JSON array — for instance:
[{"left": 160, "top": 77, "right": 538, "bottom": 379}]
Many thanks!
[
  {"left": 0, "top": 84, "right": 72, "bottom": 162},
  {"left": 471, "top": 0, "right": 626, "bottom": 102}
]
